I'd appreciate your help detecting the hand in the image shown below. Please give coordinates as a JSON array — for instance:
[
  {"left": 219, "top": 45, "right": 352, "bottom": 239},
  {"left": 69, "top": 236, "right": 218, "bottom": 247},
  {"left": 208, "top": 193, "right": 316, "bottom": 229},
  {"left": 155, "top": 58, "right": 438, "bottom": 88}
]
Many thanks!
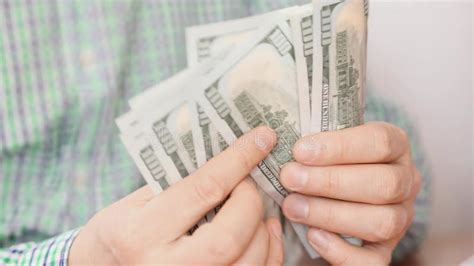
[
  {"left": 69, "top": 127, "right": 284, "bottom": 265},
  {"left": 281, "top": 122, "right": 421, "bottom": 265}
]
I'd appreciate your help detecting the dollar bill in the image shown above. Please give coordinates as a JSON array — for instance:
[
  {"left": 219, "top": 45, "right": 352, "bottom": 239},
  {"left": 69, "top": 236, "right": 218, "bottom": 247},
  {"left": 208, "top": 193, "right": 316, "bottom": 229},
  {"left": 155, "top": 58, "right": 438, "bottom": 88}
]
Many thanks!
[
  {"left": 187, "top": 5, "right": 313, "bottom": 136},
  {"left": 116, "top": 112, "right": 174, "bottom": 194},
  {"left": 118, "top": 114, "right": 207, "bottom": 233},
  {"left": 189, "top": 104, "right": 214, "bottom": 166},
  {"left": 135, "top": 85, "right": 198, "bottom": 187},
  {"left": 132, "top": 63, "right": 229, "bottom": 223},
  {"left": 185, "top": 6, "right": 304, "bottom": 66},
  {"left": 191, "top": 18, "right": 318, "bottom": 259},
  {"left": 311, "top": 0, "right": 369, "bottom": 247},
  {"left": 121, "top": 63, "right": 219, "bottom": 229},
  {"left": 290, "top": 8, "right": 314, "bottom": 135},
  {"left": 311, "top": 0, "right": 368, "bottom": 132},
  {"left": 186, "top": 6, "right": 307, "bottom": 158},
  {"left": 186, "top": 8, "right": 295, "bottom": 239}
]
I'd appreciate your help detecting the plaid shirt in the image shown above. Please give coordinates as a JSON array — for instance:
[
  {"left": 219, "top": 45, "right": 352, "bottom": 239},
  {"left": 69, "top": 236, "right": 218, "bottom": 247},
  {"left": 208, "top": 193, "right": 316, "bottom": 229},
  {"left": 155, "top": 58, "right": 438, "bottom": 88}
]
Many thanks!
[{"left": 0, "top": 0, "right": 429, "bottom": 265}]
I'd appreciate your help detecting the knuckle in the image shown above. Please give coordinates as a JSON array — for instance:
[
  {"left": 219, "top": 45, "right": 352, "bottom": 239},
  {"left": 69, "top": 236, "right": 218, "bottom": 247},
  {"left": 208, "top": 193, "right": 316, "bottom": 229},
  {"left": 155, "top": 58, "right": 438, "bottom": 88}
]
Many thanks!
[
  {"left": 375, "top": 206, "right": 406, "bottom": 241},
  {"left": 399, "top": 128, "right": 409, "bottom": 144},
  {"left": 193, "top": 172, "right": 225, "bottom": 207},
  {"left": 322, "top": 202, "right": 336, "bottom": 226},
  {"left": 413, "top": 169, "right": 423, "bottom": 195},
  {"left": 376, "top": 167, "right": 405, "bottom": 203},
  {"left": 324, "top": 168, "right": 342, "bottom": 197},
  {"left": 329, "top": 243, "right": 349, "bottom": 266},
  {"left": 337, "top": 136, "right": 351, "bottom": 162},
  {"left": 234, "top": 148, "right": 254, "bottom": 173},
  {"left": 372, "top": 125, "right": 393, "bottom": 162},
  {"left": 208, "top": 230, "right": 240, "bottom": 261},
  {"left": 247, "top": 184, "right": 264, "bottom": 215}
]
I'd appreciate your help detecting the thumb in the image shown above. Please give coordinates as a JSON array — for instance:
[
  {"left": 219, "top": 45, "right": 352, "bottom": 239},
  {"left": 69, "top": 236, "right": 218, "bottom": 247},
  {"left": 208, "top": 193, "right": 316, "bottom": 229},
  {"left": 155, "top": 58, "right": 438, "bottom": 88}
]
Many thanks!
[{"left": 144, "top": 126, "right": 277, "bottom": 239}]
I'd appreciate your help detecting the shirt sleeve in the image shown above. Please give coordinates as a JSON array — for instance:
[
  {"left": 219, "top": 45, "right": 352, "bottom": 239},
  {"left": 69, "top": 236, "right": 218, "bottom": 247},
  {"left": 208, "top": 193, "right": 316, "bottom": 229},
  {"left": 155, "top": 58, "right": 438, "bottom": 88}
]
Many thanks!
[
  {"left": 365, "top": 95, "right": 431, "bottom": 262},
  {"left": 0, "top": 229, "right": 81, "bottom": 266}
]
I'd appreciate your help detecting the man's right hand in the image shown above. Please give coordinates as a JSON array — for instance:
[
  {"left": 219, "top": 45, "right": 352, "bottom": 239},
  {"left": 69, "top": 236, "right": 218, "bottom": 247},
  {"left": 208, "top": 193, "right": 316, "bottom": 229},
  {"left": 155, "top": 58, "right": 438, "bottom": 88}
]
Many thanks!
[{"left": 68, "top": 126, "right": 284, "bottom": 265}]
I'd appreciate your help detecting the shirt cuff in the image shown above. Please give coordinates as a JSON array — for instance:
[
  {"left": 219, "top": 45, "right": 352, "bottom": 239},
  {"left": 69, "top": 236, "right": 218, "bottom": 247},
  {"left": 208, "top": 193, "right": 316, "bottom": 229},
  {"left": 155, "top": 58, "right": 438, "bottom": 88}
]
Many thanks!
[{"left": 1, "top": 228, "right": 81, "bottom": 266}]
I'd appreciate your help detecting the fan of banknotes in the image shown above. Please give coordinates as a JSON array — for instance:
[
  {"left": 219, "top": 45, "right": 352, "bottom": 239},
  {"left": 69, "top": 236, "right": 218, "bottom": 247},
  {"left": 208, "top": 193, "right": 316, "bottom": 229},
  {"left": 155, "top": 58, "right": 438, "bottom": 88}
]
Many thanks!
[{"left": 116, "top": 0, "right": 368, "bottom": 259}]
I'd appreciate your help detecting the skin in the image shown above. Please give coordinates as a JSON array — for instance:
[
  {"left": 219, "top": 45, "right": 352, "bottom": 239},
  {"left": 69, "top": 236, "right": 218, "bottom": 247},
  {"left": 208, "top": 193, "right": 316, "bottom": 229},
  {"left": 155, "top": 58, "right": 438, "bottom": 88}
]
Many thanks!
[
  {"left": 69, "top": 121, "right": 420, "bottom": 265},
  {"left": 69, "top": 127, "right": 284, "bottom": 265},
  {"left": 281, "top": 122, "right": 422, "bottom": 265}
]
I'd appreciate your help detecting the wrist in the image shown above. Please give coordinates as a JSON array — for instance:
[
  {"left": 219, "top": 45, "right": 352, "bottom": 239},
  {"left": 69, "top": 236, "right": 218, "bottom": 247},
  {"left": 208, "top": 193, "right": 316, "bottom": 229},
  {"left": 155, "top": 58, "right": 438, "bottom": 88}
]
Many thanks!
[{"left": 68, "top": 225, "right": 118, "bottom": 265}]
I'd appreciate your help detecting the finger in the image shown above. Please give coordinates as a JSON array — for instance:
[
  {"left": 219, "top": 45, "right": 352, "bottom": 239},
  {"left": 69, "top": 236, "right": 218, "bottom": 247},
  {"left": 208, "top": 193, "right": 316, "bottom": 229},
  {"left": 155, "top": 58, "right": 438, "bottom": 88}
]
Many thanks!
[
  {"left": 117, "top": 185, "right": 154, "bottom": 206},
  {"left": 145, "top": 126, "right": 276, "bottom": 238},
  {"left": 364, "top": 198, "right": 416, "bottom": 258},
  {"left": 307, "top": 228, "right": 391, "bottom": 265},
  {"left": 181, "top": 179, "right": 264, "bottom": 264},
  {"left": 359, "top": 179, "right": 419, "bottom": 262},
  {"left": 293, "top": 122, "right": 409, "bottom": 166},
  {"left": 409, "top": 168, "right": 422, "bottom": 200},
  {"left": 282, "top": 195, "right": 409, "bottom": 243},
  {"left": 233, "top": 222, "right": 269, "bottom": 265},
  {"left": 264, "top": 218, "right": 284, "bottom": 266},
  {"left": 280, "top": 162, "right": 414, "bottom": 204}
]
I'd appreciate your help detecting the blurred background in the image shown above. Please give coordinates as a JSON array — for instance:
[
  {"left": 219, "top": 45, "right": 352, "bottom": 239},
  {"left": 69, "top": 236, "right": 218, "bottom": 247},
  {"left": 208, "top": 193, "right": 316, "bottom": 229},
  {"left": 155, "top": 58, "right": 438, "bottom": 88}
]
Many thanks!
[{"left": 367, "top": 1, "right": 472, "bottom": 264}]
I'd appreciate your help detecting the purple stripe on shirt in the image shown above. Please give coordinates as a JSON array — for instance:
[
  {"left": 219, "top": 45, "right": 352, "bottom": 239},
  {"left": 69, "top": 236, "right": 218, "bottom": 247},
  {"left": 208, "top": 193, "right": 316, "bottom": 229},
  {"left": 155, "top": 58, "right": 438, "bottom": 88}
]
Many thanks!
[
  {"left": 41, "top": 237, "right": 57, "bottom": 266},
  {"left": 26, "top": 0, "right": 50, "bottom": 134},
  {"left": 3, "top": 1, "right": 31, "bottom": 146},
  {"left": 58, "top": 231, "right": 76, "bottom": 266}
]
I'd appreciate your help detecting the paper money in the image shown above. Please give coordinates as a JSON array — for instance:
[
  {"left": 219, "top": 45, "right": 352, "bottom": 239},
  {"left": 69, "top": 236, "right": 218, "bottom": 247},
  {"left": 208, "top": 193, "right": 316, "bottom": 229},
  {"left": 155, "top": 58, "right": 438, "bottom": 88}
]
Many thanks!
[
  {"left": 311, "top": 0, "right": 369, "bottom": 247},
  {"left": 311, "top": 0, "right": 368, "bottom": 132},
  {"left": 186, "top": 6, "right": 304, "bottom": 66},
  {"left": 191, "top": 18, "right": 318, "bottom": 259},
  {"left": 187, "top": 5, "right": 314, "bottom": 136},
  {"left": 116, "top": 112, "right": 173, "bottom": 194},
  {"left": 135, "top": 81, "right": 198, "bottom": 189},
  {"left": 115, "top": 2, "right": 370, "bottom": 260},
  {"left": 186, "top": 6, "right": 305, "bottom": 156},
  {"left": 290, "top": 8, "right": 314, "bottom": 135}
]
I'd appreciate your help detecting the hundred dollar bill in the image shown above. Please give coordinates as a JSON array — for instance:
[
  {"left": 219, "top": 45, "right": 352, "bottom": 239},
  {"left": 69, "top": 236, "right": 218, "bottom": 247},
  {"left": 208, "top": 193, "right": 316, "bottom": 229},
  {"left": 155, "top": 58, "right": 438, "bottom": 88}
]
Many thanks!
[
  {"left": 311, "top": 0, "right": 368, "bottom": 132},
  {"left": 186, "top": 5, "right": 313, "bottom": 137},
  {"left": 133, "top": 79, "right": 198, "bottom": 184},
  {"left": 191, "top": 18, "right": 318, "bottom": 259},
  {"left": 188, "top": 103, "right": 227, "bottom": 221},
  {"left": 116, "top": 112, "right": 174, "bottom": 194},
  {"left": 185, "top": 6, "right": 306, "bottom": 158},
  {"left": 290, "top": 8, "right": 314, "bottom": 135},
  {"left": 122, "top": 60, "right": 221, "bottom": 225},
  {"left": 129, "top": 50, "right": 226, "bottom": 111},
  {"left": 185, "top": 6, "right": 305, "bottom": 66},
  {"left": 132, "top": 66, "right": 226, "bottom": 222},
  {"left": 189, "top": 104, "right": 214, "bottom": 166},
  {"left": 186, "top": 8, "right": 291, "bottom": 233},
  {"left": 310, "top": 0, "right": 369, "bottom": 247},
  {"left": 117, "top": 111, "right": 207, "bottom": 232}
]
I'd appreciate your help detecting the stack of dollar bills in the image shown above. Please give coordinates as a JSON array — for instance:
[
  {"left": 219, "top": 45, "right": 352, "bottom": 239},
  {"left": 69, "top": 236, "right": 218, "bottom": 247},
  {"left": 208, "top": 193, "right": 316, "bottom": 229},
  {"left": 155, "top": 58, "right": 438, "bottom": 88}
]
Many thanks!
[{"left": 116, "top": 0, "right": 368, "bottom": 259}]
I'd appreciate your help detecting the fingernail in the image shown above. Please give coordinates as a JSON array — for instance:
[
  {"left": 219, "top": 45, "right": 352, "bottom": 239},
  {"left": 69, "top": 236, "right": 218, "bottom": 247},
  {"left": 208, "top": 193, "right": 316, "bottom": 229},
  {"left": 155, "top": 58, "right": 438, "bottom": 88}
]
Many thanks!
[
  {"left": 254, "top": 127, "right": 276, "bottom": 152},
  {"left": 282, "top": 164, "right": 308, "bottom": 191},
  {"left": 284, "top": 196, "right": 309, "bottom": 220},
  {"left": 270, "top": 221, "right": 282, "bottom": 241},
  {"left": 308, "top": 228, "right": 329, "bottom": 251}
]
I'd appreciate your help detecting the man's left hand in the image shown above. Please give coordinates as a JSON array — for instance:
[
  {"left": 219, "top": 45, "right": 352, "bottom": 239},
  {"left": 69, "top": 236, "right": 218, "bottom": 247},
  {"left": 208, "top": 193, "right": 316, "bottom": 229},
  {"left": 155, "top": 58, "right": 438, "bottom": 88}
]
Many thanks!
[{"left": 281, "top": 122, "right": 422, "bottom": 265}]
